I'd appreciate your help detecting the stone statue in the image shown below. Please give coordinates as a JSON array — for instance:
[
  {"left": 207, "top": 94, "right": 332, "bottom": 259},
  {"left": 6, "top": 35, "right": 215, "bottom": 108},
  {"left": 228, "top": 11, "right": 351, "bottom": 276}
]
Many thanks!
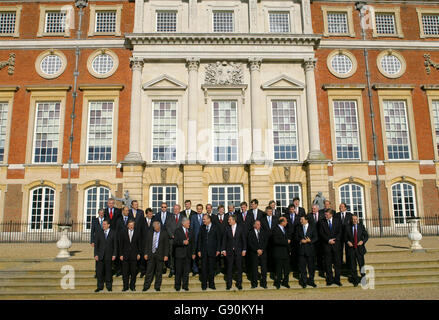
[
  {"left": 205, "top": 61, "right": 244, "bottom": 85},
  {"left": 111, "top": 190, "right": 133, "bottom": 208},
  {"left": 312, "top": 192, "right": 325, "bottom": 210}
]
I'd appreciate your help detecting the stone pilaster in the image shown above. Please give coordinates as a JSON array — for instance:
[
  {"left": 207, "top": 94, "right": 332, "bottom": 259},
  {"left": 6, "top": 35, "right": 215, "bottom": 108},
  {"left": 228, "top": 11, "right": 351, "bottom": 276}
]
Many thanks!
[
  {"left": 249, "top": 164, "right": 271, "bottom": 205},
  {"left": 186, "top": 57, "right": 200, "bottom": 163},
  {"left": 248, "top": 0, "right": 258, "bottom": 33},
  {"left": 305, "top": 161, "right": 330, "bottom": 210},
  {"left": 121, "top": 163, "right": 145, "bottom": 208},
  {"left": 303, "top": 58, "right": 325, "bottom": 161},
  {"left": 133, "top": 0, "right": 144, "bottom": 33},
  {"left": 124, "top": 56, "right": 144, "bottom": 163},
  {"left": 248, "top": 57, "right": 265, "bottom": 162},
  {"left": 301, "top": 0, "right": 313, "bottom": 34}
]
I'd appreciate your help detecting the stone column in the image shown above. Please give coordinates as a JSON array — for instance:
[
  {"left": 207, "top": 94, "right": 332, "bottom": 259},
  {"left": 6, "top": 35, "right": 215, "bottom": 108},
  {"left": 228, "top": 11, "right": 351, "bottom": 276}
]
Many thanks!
[
  {"left": 301, "top": 0, "right": 313, "bottom": 34},
  {"left": 248, "top": 57, "right": 265, "bottom": 162},
  {"left": 189, "top": 0, "right": 198, "bottom": 31},
  {"left": 303, "top": 58, "right": 325, "bottom": 161},
  {"left": 124, "top": 56, "right": 144, "bottom": 162},
  {"left": 186, "top": 57, "right": 200, "bottom": 163},
  {"left": 134, "top": 0, "right": 144, "bottom": 33}
]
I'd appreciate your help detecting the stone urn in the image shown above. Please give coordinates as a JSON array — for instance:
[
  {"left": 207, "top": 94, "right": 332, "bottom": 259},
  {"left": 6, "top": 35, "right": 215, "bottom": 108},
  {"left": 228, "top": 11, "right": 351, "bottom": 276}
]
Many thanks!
[
  {"left": 407, "top": 217, "right": 423, "bottom": 251},
  {"left": 56, "top": 225, "right": 72, "bottom": 259}
]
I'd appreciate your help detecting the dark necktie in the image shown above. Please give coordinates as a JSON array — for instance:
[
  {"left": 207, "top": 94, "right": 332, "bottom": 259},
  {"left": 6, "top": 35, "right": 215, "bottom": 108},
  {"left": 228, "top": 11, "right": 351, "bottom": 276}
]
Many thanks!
[
  {"left": 328, "top": 220, "right": 332, "bottom": 231},
  {"left": 219, "top": 216, "right": 223, "bottom": 224},
  {"left": 100, "top": 218, "right": 103, "bottom": 228},
  {"left": 124, "top": 217, "right": 127, "bottom": 225},
  {"left": 354, "top": 225, "right": 358, "bottom": 248},
  {"left": 185, "top": 229, "right": 189, "bottom": 240},
  {"left": 256, "top": 230, "right": 260, "bottom": 242}
]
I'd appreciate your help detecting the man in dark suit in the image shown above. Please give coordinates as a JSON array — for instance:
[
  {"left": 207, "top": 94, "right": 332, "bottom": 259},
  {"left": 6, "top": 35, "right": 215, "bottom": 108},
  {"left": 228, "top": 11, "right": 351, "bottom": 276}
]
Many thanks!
[
  {"left": 335, "top": 202, "right": 353, "bottom": 267},
  {"left": 283, "top": 204, "right": 302, "bottom": 271},
  {"left": 154, "top": 202, "right": 172, "bottom": 230},
  {"left": 268, "top": 200, "right": 283, "bottom": 218},
  {"left": 166, "top": 204, "right": 185, "bottom": 277},
  {"left": 197, "top": 214, "right": 221, "bottom": 290},
  {"left": 249, "top": 199, "right": 264, "bottom": 223},
  {"left": 205, "top": 203, "right": 214, "bottom": 217},
  {"left": 181, "top": 200, "right": 197, "bottom": 218},
  {"left": 293, "top": 197, "right": 306, "bottom": 216},
  {"left": 222, "top": 215, "right": 247, "bottom": 290},
  {"left": 143, "top": 221, "right": 169, "bottom": 292},
  {"left": 104, "top": 198, "right": 121, "bottom": 231},
  {"left": 190, "top": 204, "right": 204, "bottom": 276},
  {"left": 319, "top": 208, "right": 343, "bottom": 286},
  {"left": 247, "top": 220, "right": 268, "bottom": 289},
  {"left": 272, "top": 217, "right": 291, "bottom": 289},
  {"left": 212, "top": 204, "right": 229, "bottom": 274},
  {"left": 140, "top": 208, "right": 154, "bottom": 277},
  {"left": 119, "top": 220, "right": 141, "bottom": 291},
  {"left": 308, "top": 204, "right": 325, "bottom": 275},
  {"left": 90, "top": 209, "right": 106, "bottom": 278},
  {"left": 345, "top": 214, "right": 369, "bottom": 286},
  {"left": 115, "top": 206, "right": 134, "bottom": 276},
  {"left": 94, "top": 220, "right": 117, "bottom": 292},
  {"left": 130, "top": 200, "right": 145, "bottom": 232},
  {"left": 319, "top": 199, "right": 336, "bottom": 216},
  {"left": 173, "top": 218, "right": 196, "bottom": 291},
  {"left": 261, "top": 206, "right": 278, "bottom": 276},
  {"left": 227, "top": 204, "right": 238, "bottom": 216},
  {"left": 236, "top": 201, "right": 253, "bottom": 235},
  {"left": 296, "top": 215, "right": 318, "bottom": 288}
]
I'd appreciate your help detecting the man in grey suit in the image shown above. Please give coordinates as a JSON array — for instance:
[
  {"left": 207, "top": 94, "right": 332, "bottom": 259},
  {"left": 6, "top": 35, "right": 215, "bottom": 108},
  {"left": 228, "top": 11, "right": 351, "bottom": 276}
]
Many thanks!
[{"left": 166, "top": 204, "right": 186, "bottom": 277}]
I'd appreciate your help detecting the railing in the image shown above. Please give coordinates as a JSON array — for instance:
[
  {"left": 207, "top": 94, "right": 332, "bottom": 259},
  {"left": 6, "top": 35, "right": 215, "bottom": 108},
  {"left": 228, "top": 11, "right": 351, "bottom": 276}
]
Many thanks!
[{"left": 0, "top": 216, "right": 438, "bottom": 243}]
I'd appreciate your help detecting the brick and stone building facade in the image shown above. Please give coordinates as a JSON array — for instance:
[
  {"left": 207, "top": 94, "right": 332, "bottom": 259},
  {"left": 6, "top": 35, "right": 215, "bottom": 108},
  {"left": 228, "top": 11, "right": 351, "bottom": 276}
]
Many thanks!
[{"left": 0, "top": 0, "right": 438, "bottom": 235}]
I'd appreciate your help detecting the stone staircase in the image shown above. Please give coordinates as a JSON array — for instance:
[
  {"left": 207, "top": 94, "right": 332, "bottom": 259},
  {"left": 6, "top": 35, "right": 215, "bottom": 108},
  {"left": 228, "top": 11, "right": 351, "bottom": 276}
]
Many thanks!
[{"left": 1, "top": 249, "right": 439, "bottom": 299}]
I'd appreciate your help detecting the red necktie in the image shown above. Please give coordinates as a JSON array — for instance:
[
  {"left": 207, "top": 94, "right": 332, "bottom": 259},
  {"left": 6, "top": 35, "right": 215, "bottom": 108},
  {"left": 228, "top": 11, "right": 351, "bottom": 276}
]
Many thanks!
[
  {"left": 175, "top": 215, "right": 179, "bottom": 223},
  {"left": 220, "top": 216, "right": 223, "bottom": 224},
  {"left": 185, "top": 230, "right": 189, "bottom": 240},
  {"left": 109, "top": 208, "right": 113, "bottom": 220},
  {"left": 354, "top": 226, "right": 358, "bottom": 249}
]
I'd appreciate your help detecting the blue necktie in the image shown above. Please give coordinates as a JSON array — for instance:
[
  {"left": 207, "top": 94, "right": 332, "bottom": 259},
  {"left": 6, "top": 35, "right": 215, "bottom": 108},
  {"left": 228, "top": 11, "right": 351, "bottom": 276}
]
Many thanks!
[
  {"left": 303, "top": 226, "right": 307, "bottom": 236},
  {"left": 329, "top": 220, "right": 332, "bottom": 231}
]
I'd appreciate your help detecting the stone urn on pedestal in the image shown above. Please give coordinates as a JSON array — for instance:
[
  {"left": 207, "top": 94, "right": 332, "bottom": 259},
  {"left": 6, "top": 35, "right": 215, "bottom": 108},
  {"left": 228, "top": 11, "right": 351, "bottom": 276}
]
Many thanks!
[
  {"left": 56, "top": 225, "right": 72, "bottom": 259},
  {"left": 407, "top": 217, "right": 423, "bottom": 252}
]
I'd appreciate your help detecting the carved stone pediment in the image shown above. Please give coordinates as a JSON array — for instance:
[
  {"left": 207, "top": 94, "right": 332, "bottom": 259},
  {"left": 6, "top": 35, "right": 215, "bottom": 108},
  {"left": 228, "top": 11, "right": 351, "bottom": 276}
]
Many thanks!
[
  {"left": 142, "top": 74, "right": 187, "bottom": 90},
  {"left": 261, "top": 75, "right": 305, "bottom": 90},
  {"left": 205, "top": 61, "right": 244, "bottom": 85}
]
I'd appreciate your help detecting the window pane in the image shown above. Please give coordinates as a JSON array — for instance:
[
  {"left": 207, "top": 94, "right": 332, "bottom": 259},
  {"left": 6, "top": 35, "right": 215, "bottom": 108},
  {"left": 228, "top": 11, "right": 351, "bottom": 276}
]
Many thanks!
[
  {"left": 95, "top": 11, "right": 116, "bottom": 33},
  {"left": 156, "top": 11, "right": 177, "bottom": 32},
  {"left": 327, "top": 12, "right": 348, "bottom": 34},
  {"left": 272, "top": 100, "right": 298, "bottom": 160},
  {"left": 30, "top": 187, "right": 55, "bottom": 230},
  {"left": 0, "top": 12, "right": 16, "bottom": 34},
  {"left": 331, "top": 54, "right": 353, "bottom": 74},
  {"left": 84, "top": 186, "right": 110, "bottom": 230},
  {"left": 152, "top": 101, "right": 177, "bottom": 162},
  {"left": 0, "top": 102, "right": 8, "bottom": 162},
  {"left": 383, "top": 100, "right": 410, "bottom": 160},
  {"left": 340, "top": 183, "right": 365, "bottom": 221},
  {"left": 151, "top": 186, "right": 177, "bottom": 213},
  {"left": 269, "top": 12, "right": 290, "bottom": 33},
  {"left": 92, "top": 54, "right": 114, "bottom": 74},
  {"left": 333, "top": 100, "right": 360, "bottom": 160},
  {"left": 380, "top": 55, "right": 402, "bottom": 75},
  {"left": 45, "top": 11, "right": 66, "bottom": 33},
  {"left": 210, "top": 185, "right": 242, "bottom": 213},
  {"left": 422, "top": 14, "right": 439, "bottom": 35},
  {"left": 274, "top": 184, "right": 301, "bottom": 214},
  {"left": 40, "top": 55, "right": 63, "bottom": 75},
  {"left": 375, "top": 13, "right": 396, "bottom": 34},
  {"left": 432, "top": 100, "right": 439, "bottom": 155},
  {"left": 87, "top": 101, "right": 113, "bottom": 163},
  {"left": 392, "top": 183, "right": 416, "bottom": 224},
  {"left": 213, "top": 11, "right": 234, "bottom": 33},
  {"left": 213, "top": 101, "right": 238, "bottom": 162},
  {"left": 34, "top": 102, "right": 61, "bottom": 163}
]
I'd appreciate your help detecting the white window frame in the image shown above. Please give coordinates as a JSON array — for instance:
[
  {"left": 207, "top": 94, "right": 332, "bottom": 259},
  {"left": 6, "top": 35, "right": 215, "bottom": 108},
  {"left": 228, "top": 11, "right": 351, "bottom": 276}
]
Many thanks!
[
  {"left": 270, "top": 99, "right": 299, "bottom": 162},
  {"left": 32, "top": 101, "right": 62, "bottom": 164},
  {"left": 83, "top": 186, "right": 110, "bottom": 231},
  {"left": 149, "top": 185, "right": 179, "bottom": 213},
  {"left": 321, "top": 6, "right": 355, "bottom": 37},
  {"left": 37, "top": 5, "right": 73, "bottom": 37},
  {"left": 212, "top": 100, "right": 239, "bottom": 163},
  {"left": 86, "top": 100, "right": 114, "bottom": 164},
  {"left": 88, "top": 4, "right": 122, "bottom": 36},
  {"left": 417, "top": 8, "right": 439, "bottom": 39},
  {"left": 371, "top": 7, "right": 404, "bottom": 38},
  {"left": 0, "top": 5, "right": 22, "bottom": 37},
  {"left": 212, "top": 10, "right": 235, "bottom": 33},
  {"left": 94, "top": 10, "right": 117, "bottom": 34},
  {"left": 0, "top": 89, "right": 15, "bottom": 164},
  {"left": 28, "top": 186, "right": 55, "bottom": 232},
  {"left": 268, "top": 11, "right": 291, "bottom": 33},
  {"left": 391, "top": 182, "right": 417, "bottom": 225},
  {"left": 273, "top": 183, "right": 302, "bottom": 214},
  {"left": 208, "top": 184, "right": 244, "bottom": 213},
  {"left": 156, "top": 10, "right": 178, "bottom": 32},
  {"left": 339, "top": 183, "right": 365, "bottom": 220}
]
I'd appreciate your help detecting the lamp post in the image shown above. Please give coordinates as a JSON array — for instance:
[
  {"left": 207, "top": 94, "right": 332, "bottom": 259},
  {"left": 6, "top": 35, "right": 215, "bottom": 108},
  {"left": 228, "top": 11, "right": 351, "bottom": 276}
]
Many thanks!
[{"left": 57, "top": 0, "right": 88, "bottom": 259}]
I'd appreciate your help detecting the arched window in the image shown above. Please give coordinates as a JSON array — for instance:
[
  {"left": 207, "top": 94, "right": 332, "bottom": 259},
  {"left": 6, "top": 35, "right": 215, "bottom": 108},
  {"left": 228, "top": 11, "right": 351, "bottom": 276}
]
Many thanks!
[
  {"left": 339, "top": 183, "right": 365, "bottom": 221},
  {"left": 84, "top": 186, "right": 110, "bottom": 230},
  {"left": 391, "top": 182, "right": 416, "bottom": 224},
  {"left": 29, "top": 186, "right": 55, "bottom": 231}
]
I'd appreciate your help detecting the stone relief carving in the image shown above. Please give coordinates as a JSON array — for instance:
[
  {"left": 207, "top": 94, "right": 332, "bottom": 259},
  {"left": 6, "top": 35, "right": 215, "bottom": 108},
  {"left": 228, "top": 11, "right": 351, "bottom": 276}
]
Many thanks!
[
  {"left": 205, "top": 61, "right": 244, "bottom": 85},
  {"left": 424, "top": 54, "right": 439, "bottom": 75},
  {"left": 0, "top": 53, "right": 15, "bottom": 75}
]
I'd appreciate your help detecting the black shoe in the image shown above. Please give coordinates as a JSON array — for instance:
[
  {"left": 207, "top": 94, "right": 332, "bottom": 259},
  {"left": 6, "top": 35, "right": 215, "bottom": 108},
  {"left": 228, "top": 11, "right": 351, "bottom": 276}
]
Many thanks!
[
  {"left": 334, "top": 281, "right": 342, "bottom": 287},
  {"left": 202, "top": 287, "right": 207, "bottom": 291},
  {"left": 353, "top": 282, "right": 359, "bottom": 287},
  {"left": 169, "top": 271, "right": 174, "bottom": 278},
  {"left": 192, "top": 272, "right": 198, "bottom": 276},
  {"left": 162, "top": 268, "right": 167, "bottom": 274},
  {"left": 261, "top": 284, "right": 267, "bottom": 289},
  {"left": 209, "top": 286, "right": 216, "bottom": 290},
  {"left": 275, "top": 284, "right": 280, "bottom": 290},
  {"left": 140, "top": 272, "right": 145, "bottom": 278},
  {"left": 155, "top": 288, "right": 161, "bottom": 292},
  {"left": 122, "top": 288, "right": 128, "bottom": 292},
  {"left": 107, "top": 288, "right": 112, "bottom": 292},
  {"left": 299, "top": 281, "right": 306, "bottom": 288},
  {"left": 251, "top": 285, "right": 257, "bottom": 289},
  {"left": 309, "top": 281, "right": 317, "bottom": 288},
  {"left": 281, "top": 283, "right": 290, "bottom": 289},
  {"left": 116, "top": 271, "right": 121, "bottom": 277},
  {"left": 130, "top": 288, "right": 136, "bottom": 292},
  {"left": 237, "top": 285, "right": 242, "bottom": 290},
  {"left": 326, "top": 281, "right": 333, "bottom": 286},
  {"left": 183, "top": 287, "right": 189, "bottom": 291},
  {"left": 226, "top": 286, "right": 231, "bottom": 290},
  {"left": 94, "top": 274, "right": 97, "bottom": 279},
  {"left": 142, "top": 287, "right": 149, "bottom": 292},
  {"left": 94, "top": 288, "right": 101, "bottom": 292},
  {"left": 175, "top": 287, "right": 180, "bottom": 291}
]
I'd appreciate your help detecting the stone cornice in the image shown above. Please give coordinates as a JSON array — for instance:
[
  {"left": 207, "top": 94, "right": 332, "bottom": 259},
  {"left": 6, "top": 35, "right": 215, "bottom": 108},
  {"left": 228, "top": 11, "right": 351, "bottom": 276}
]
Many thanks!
[{"left": 126, "top": 33, "right": 321, "bottom": 47}]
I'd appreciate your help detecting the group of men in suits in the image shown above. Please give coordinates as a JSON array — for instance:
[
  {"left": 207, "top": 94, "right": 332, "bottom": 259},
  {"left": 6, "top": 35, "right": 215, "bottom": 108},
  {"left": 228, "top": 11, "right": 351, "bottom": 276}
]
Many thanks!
[{"left": 91, "top": 197, "right": 368, "bottom": 292}]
